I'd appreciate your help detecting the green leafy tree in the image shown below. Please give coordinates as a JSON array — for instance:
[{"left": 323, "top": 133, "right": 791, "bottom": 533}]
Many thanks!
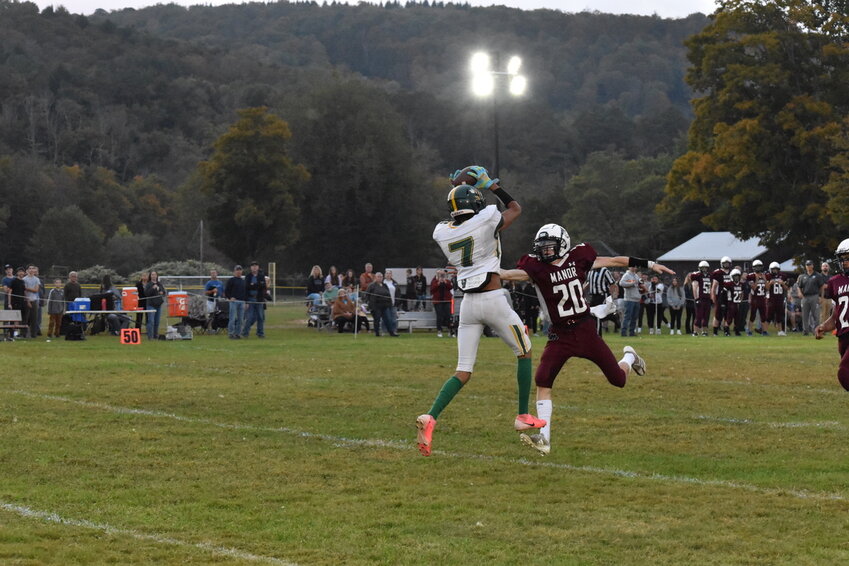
[
  {"left": 663, "top": 0, "right": 849, "bottom": 257},
  {"left": 106, "top": 225, "right": 154, "bottom": 276},
  {"left": 27, "top": 205, "right": 105, "bottom": 269},
  {"left": 199, "top": 107, "right": 309, "bottom": 262},
  {"left": 562, "top": 151, "right": 675, "bottom": 257},
  {"left": 289, "top": 80, "right": 440, "bottom": 270}
]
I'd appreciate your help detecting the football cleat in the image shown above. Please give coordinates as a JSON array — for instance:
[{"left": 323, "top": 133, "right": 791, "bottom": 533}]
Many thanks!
[
  {"left": 623, "top": 345, "right": 646, "bottom": 376},
  {"left": 416, "top": 414, "right": 436, "bottom": 456},
  {"left": 514, "top": 413, "right": 547, "bottom": 431},
  {"left": 520, "top": 433, "right": 550, "bottom": 456}
]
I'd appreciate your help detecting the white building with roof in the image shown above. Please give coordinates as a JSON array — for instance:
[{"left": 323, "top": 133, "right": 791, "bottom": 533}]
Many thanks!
[{"left": 658, "top": 232, "right": 796, "bottom": 275}]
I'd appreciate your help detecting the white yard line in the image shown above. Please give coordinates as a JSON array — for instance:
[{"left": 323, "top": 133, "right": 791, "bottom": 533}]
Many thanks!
[
  {"left": 9, "top": 390, "right": 849, "bottom": 504},
  {"left": 0, "top": 501, "right": 298, "bottom": 565}
]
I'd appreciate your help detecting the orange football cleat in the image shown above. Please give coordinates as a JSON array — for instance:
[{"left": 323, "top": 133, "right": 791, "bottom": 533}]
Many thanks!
[
  {"left": 416, "top": 414, "right": 436, "bottom": 456},
  {"left": 514, "top": 413, "right": 547, "bottom": 431}
]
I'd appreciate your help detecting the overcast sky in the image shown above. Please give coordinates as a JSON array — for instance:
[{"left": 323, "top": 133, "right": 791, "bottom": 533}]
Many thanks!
[{"left": 34, "top": 0, "right": 718, "bottom": 19}]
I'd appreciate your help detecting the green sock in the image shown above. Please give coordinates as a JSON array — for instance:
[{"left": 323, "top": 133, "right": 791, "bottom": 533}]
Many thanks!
[
  {"left": 517, "top": 357, "right": 532, "bottom": 415},
  {"left": 428, "top": 376, "right": 464, "bottom": 419}
]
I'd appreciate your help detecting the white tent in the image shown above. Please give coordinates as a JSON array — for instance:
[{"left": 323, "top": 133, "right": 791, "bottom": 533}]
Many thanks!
[{"left": 658, "top": 232, "right": 767, "bottom": 262}]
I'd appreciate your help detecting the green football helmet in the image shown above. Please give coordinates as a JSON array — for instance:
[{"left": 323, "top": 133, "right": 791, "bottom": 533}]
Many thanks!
[{"left": 447, "top": 184, "right": 485, "bottom": 219}]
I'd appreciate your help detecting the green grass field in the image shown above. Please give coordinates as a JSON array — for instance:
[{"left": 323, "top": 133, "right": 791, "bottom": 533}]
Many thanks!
[{"left": 2, "top": 305, "right": 848, "bottom": 565}]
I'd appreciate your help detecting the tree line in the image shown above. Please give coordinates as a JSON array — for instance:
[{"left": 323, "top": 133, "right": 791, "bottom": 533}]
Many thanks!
[{"left": 1, "top": 0, "right": 845, "bottom": 280}]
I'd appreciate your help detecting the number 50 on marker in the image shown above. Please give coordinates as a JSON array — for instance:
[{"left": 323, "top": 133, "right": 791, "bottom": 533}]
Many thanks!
[{"left": 120, "top": 328, "right": 142, "bottom": 345}]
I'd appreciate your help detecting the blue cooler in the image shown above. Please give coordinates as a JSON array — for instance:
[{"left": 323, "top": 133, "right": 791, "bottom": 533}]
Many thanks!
[{"left": 69, "top": 297, "right": 91, "bottom": 322}]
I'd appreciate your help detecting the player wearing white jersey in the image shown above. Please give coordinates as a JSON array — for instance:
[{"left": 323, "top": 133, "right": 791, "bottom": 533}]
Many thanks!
[{"left": 416, "top": 166, "right": 545, "bottom": 456}]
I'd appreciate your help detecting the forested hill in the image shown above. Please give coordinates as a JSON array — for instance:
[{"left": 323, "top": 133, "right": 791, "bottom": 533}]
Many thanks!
[
  {"left": 0, "top": 0, "right": 709, "bottom": 274},
  {"left": 93, "top": 2, "right": 707, "bottom": 118}
]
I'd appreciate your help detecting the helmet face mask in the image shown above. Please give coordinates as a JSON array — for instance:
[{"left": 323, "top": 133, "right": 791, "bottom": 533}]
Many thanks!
[
  {"left": 752, "top": 260, "right": 763, "bottom": 272},
  {"left": 769, "top": 261, "right": 780, "bottom": 275},
  {"left": 721, "top": 256, "right": 732, "bottom": 270},
  {"left": 730, "top": 268, "right": 741, "bottom": 283},
  {"left": 533, "top": 224, "right": 570, "bottom": 263},
  {"left": 835, "top": 238, "right": 849, "bottom": 275},
  {"left": 698, "top": 260, "right": 709, "bottom": 275},
  {"left": 447, "top": 184, "right": 485, "bottom": 219}
]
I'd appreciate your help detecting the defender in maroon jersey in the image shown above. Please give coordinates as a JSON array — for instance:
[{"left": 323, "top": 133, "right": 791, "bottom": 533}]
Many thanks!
[
  {"left": 747, "top": 259, "right": 769, "bottom": 335},
  {"left": 816, "top": 239, "right": 849, "bottom": 390},
  {"left": 765, "top": 261, "right": 789, "bottom": 336},
  {"left": 709, "top": 256, "right": 732, "bottom": 336},
  {"left": 501, "top": 223, "right": 674, "bottom": 455},
  {"left": 689, "top": 260, "right": 712, "bottom": 336}
]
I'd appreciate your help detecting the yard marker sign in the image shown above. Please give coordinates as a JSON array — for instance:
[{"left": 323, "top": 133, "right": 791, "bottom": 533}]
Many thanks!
[{"left": 120, "top": 328, "right": 141, "bottom": 345}]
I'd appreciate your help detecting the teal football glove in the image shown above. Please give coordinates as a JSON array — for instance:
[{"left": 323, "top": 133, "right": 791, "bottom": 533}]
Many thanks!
[{"left": 466, "top": 165, "right": 499, "bottom": 190}]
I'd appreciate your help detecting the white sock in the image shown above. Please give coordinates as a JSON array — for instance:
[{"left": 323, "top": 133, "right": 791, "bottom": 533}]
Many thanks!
[
  {"left": 536, "top": 400, "right": 552, "bottom": 442},
  {"left": 621, "top": 352, "right": 636, "bottom": 366}
]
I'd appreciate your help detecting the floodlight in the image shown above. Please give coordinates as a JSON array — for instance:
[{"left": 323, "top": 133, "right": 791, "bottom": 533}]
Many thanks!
[
  {"left": 507, "top": 56, "right": 522, "bottom": 75},
  {"left": 472, "top": 73, "right": 495, "bottom": 97},
  {"left": 470, "top": 52, "right": 491, "bottom": 75},
  {"left": 509, "top": 75, "right": 527, "bottom": 96}
]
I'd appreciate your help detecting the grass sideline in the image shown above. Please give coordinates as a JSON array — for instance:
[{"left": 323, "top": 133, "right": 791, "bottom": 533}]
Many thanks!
[{"left": 2, "top": 304, "right": 848, "bottom": 565}]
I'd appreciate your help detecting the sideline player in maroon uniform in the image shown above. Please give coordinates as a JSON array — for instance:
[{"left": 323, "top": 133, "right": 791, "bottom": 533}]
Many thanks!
[
  {"left": 747, "top": 259, "right": 769, "bottom": 335},
  {"left": 709, "top": 256, "right": 732, "bottom": 336},
  {"left": 816, "top": 239, "right": 849, "bottom": 390},
  {"left": 722, "top": 269, "right": 744, "bottom": 336},
  {"left": 500, "top": 223, "right": 674, "bottom": 455},
  {"left": 689, "top": 260, "right": 712, "bottom": 336},
  {"left": 765, "top": 261, "right": 789, "bottom": 336}
]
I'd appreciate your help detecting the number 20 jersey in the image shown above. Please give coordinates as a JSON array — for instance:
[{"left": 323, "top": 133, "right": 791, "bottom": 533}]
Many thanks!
[
  {"left": 517, "top": 243, "right": 596, "bottom": 331},
  {"left": 433, "top": 205, "right": 503, "bottom": 291},
  {"left": 826, "top": 274, "right": 849, "bottom": 338}
]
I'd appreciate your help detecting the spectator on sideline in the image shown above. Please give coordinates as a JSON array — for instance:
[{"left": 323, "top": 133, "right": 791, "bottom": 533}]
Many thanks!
[
  {"left": 322, "top": 281, "right": 339, "bottom": 305},
  {"left": 384, "top": 269, "right": 401, "bottom": 331},
  {"left": 359, "top": 262, "right": 375, "bottom": 291},
  {"left": 797, "top": 260, "right": 827, "bottom": 335},
  {"left": 135, "top": 272, "right": 148, "bottom": 330},
  {"left": 411, "top": 266, "right": 428, "bottom": 311},
  {"left": 101, "top": 274, "right": 130, "bottom": 335},
  {"left": 821, "top": 261, "right": 833, "bottom": 324},
  {"left": 666, "top": 276, "right": 685, "bottom": 335},
  {"left": 9, "top": 267, "right": 27, "bottom": 335},
  {"left": 786, "top": 290, "right": 802, "bottom": 333},
  {"left": 619, "top": 267, "right": 641, "bottom": 337},
  {"left": 34, "top": 265, "right": 45, "bottom": 336},
  {"left": 683, "top": 273, "right": 695, "bottom": 335},
  {"left": 2, "top": 264, "right": 14, "bottom": 309},
  {"left": 46, "top": 278, "right": 65, "bottom": 338},
  {"left": 366, "top": 272, "right": 398, "bottom": 337},
  {"left": 224, "top": 265, "right": 246, "bottom": 340},
  {"left": 64, "top": 271, "right": 82, "bottom": 303},
  {"left": 341, "top": 268, "right": 357, "bottom": 290},
  {"left": 23, "top": 265, "right": 41, "bottom": 338},
  {"left": 330, "top": 288, "right": 368, "bottom": 333},
  {"left": 325, "top": 265, "right": 342, "bottom": 288},
  {"left": 242, "top": 261, "right": 266, "bottom": 338},
  {"left": 204, "top": 269, "right": 225, "bottom": 313},
  {"left": 430, "top": 269, "right": 453, "bottom": 338},
  {"left": 521, "top": 280, "right": 540, "bottom": 336},
  {"left": 144, "top": 271, "right": 167, "bottom": 340},
  {"left": 305, "top": 265, "right": 324, "bottom": 307}
]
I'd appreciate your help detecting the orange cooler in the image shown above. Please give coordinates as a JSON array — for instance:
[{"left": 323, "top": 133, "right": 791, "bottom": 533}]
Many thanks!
[
  {"left": 168, "top": 291, "right": 188, "bottom": 317},
  {"left": 122, "top": 287, "right": 139, "bottom": 310}
]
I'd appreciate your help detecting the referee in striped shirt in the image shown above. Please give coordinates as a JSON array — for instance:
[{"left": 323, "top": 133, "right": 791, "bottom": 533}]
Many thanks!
[{"left": 587, "top": 266, "right": 618, "bottom": 335}]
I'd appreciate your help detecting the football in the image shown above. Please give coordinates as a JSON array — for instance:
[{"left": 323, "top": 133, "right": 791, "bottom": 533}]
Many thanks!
[{"left": 450, "top": 166, "right": 479, "bottom": 187}]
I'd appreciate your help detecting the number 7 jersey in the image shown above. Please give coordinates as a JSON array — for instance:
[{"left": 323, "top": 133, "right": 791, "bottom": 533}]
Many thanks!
[
  {"left": 433, "top": 205, "right": 503, "bottom": 291},
  {"left": 517, "top": 243, "right": 596, "bottom": 330}
]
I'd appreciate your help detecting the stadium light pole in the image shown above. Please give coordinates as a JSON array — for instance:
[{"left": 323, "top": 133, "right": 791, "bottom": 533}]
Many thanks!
[{"left": 470, "top": 51, "right": 527, "bottom": 179}]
